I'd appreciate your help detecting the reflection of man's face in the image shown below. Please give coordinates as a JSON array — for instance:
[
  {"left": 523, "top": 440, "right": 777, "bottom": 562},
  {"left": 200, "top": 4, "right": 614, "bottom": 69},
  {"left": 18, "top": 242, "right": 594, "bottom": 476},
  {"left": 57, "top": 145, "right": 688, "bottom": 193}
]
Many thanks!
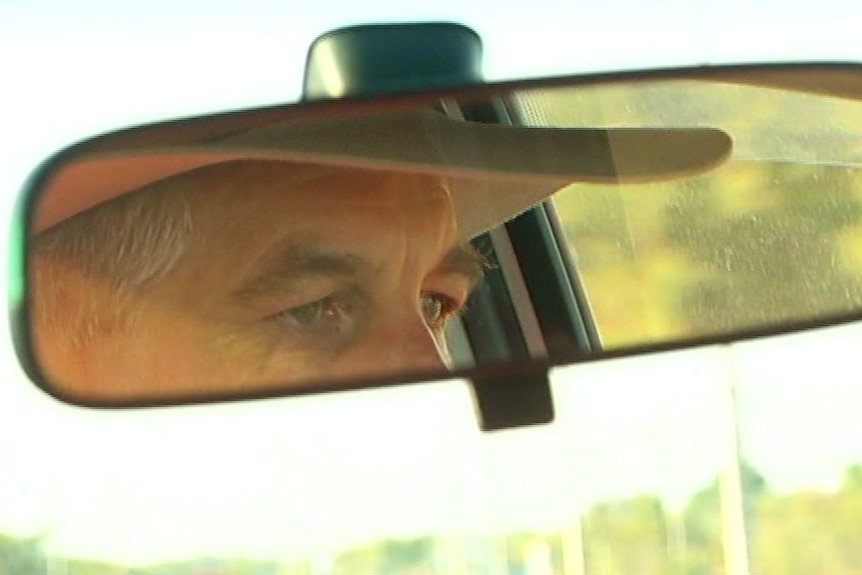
[{"left": 33, "top": 161, "right": 487, "bottom": 400}]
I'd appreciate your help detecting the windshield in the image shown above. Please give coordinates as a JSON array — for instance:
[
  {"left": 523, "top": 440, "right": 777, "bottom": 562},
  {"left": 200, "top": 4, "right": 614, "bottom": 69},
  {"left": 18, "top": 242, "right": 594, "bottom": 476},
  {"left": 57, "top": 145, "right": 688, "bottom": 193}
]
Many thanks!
[
  {"left": 6, "top": 76, "right": 862, "bottom": 575},
  {"left": 2, "top": 323, "right": 862, "bottom": 574},
  {"left": 4, "top": 4, "right": 862, "bottom": 575}
]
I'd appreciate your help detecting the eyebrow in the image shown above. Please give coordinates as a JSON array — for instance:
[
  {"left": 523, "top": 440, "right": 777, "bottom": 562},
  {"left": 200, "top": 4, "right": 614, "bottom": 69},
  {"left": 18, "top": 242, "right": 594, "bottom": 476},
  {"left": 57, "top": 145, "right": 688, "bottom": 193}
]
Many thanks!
[
  {"left": 233, "top": 243, "right": 489, "bottom": 307},
  {"left": 233, "top": 247, "right": 366, "bottom": 306},
  {"left": 438, "top": 242, "right": 490, "bottom": 288}
]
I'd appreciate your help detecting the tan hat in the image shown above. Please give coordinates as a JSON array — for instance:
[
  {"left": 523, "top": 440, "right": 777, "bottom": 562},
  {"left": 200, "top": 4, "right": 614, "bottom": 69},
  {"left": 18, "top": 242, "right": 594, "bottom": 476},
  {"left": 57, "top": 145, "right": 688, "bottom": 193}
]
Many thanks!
[{"left": 33, "top": 108, "right": 732, "bottom": 239}]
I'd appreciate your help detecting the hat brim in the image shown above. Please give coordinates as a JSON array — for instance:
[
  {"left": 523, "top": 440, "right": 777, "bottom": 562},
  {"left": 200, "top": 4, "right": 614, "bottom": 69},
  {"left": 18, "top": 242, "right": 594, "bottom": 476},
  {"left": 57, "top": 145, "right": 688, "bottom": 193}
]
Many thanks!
[{"left": 33, "top": 109, "right": 732, "bottom": 238}]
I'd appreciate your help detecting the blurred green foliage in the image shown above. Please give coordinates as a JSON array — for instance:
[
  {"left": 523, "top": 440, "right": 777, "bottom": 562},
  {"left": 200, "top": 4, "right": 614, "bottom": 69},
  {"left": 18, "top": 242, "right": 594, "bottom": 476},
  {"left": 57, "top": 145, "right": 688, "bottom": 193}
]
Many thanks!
[
  {"left": 3, "top": 464, "right": 861, "bottom": 575},
  {"left": 543, "top": 78, "right": 862, "bottom": 348}
]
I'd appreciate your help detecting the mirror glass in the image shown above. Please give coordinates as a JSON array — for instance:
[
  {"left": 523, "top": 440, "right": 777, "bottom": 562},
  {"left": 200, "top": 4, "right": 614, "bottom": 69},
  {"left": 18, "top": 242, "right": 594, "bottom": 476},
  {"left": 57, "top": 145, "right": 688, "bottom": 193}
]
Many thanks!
[{"left": 21, "top": 65, "right": 862, "bottom": 405}]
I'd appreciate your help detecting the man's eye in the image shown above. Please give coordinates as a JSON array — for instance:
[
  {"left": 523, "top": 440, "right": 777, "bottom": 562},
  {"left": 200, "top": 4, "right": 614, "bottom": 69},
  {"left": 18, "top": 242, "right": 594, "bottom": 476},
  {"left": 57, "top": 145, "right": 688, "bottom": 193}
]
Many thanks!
[
  {"left": 420, "top": 293, "right": 462, "bottom": 331},
  {"left": 274, "top": 294, "right": 358, "bottom": 336}
]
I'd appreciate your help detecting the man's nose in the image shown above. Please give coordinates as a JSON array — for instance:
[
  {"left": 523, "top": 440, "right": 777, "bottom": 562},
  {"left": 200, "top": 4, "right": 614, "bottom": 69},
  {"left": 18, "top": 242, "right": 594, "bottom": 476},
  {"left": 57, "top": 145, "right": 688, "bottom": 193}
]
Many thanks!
[{"left": 340, "top": 313, "right": 450, "bottom": 378}]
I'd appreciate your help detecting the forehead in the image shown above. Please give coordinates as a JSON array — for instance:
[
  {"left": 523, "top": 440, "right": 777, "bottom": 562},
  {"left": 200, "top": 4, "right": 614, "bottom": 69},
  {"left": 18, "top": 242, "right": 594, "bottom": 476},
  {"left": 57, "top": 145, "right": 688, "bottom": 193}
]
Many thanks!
[
  {"left": 163, "top": 160, "right": 461, "bottom": 259},
  {"left": 102, "top": 159, "right": 468, "bottom": 316}
]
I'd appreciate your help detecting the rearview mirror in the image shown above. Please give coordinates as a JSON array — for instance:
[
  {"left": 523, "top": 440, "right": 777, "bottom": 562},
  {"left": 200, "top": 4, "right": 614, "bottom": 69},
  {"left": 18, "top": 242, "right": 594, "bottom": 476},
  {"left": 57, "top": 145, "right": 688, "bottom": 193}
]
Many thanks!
[{"left": 14, "top": 63, "right": 862, "bottom": 407}]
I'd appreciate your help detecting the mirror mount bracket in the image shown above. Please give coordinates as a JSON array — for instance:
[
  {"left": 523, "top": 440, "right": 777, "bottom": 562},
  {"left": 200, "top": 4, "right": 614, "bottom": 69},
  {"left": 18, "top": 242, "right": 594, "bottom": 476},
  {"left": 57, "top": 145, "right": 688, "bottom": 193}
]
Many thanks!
[
  {"left": 469, "top": 364, "right": 555, "bottom": 432},
  {"left": 303, "top": 22, "right": 483, "bottom": 101}
]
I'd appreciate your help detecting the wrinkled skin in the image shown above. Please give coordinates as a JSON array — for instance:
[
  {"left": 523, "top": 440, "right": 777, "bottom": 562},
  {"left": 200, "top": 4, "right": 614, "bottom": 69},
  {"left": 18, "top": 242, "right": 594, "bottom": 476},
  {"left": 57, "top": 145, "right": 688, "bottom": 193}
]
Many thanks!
[{"left": 32, "top": 161, "right": 486, "bottom": 402}]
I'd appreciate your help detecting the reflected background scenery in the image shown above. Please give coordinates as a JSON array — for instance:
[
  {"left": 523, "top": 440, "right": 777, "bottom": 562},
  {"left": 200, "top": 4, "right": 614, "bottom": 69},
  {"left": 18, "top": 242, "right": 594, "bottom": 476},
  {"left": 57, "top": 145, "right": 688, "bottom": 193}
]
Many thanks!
[{"left": 533, "top": 77, "right": 862, "bottom": 347}]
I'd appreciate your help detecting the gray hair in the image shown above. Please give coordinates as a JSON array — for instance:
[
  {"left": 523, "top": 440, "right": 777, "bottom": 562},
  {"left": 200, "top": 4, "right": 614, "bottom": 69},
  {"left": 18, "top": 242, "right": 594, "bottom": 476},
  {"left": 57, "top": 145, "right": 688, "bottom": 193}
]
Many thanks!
[{"left": 31, "top": 176, "right": 193, "bottom": 345}]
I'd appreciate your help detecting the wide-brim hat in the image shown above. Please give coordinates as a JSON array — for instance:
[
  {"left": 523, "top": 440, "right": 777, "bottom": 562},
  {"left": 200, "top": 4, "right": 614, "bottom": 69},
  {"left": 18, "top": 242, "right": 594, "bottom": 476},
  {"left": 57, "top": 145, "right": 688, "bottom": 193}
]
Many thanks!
[{"left": 33, "top": 108, "right": 732, "bottom": 239}]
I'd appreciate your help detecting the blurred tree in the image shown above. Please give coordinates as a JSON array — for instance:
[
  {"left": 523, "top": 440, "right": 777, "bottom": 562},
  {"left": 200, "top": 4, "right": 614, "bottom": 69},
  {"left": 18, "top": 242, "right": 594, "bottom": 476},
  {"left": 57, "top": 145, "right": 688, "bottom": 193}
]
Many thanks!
[
  {"left": 582, "top": 495, "right": 670, "bottom": 575},
  {"left": 334, "top": 542, "right": 380, "bottom": 575},
  {"left": 665, "top": 164, "right": 862, "bottom": 335},
  {"left": 834, "top": 465, "right": 862, "bottom": 570},
  {"left": 60, "top": 557, "right": 131, "bottom": 575},
  {"left": 750, "top": 464, "right": 862, "bottom": 575},
  {"left": 0, "top": 533, "right": 47, "bottom": 575},
  {"left": 376, "top": 538, "right": 434, "bottom": 575},
  {"left": 843, "top": 464, "right": 862, "bottom": 491},
  {"left": 6, "top": 460, "right": 860, "bottom": 575},
  {"left": 682, "top": 463, "right": 768, "bottom": 575}
]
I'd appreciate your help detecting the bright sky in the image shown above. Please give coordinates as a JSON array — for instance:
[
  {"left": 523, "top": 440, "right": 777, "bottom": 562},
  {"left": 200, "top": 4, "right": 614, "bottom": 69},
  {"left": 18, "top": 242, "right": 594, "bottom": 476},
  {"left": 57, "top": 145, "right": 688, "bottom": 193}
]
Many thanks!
[{"left": 1, "top": 0, "right": 862, "bottom": 567}]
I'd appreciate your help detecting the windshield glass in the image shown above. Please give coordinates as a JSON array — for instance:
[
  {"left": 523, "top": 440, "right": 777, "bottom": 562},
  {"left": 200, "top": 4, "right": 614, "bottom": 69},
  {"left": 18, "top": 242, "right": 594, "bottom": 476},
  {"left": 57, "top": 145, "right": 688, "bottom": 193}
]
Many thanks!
[
  {"left": 514, "top": 77, "right": 862, "bottom": 349},
  {"left": 5, "top": 3, "right": 862, "bottom": 572},
  {"left": 2, "top": 323, "right": 861, "bottom": 574}
]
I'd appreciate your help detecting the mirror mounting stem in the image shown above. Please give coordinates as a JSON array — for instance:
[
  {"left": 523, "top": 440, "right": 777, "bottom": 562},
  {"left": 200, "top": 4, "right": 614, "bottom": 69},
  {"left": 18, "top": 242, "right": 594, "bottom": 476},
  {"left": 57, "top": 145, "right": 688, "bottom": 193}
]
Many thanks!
[{"left": 470, "top": 365, "right": 554, "bottom": 431}]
